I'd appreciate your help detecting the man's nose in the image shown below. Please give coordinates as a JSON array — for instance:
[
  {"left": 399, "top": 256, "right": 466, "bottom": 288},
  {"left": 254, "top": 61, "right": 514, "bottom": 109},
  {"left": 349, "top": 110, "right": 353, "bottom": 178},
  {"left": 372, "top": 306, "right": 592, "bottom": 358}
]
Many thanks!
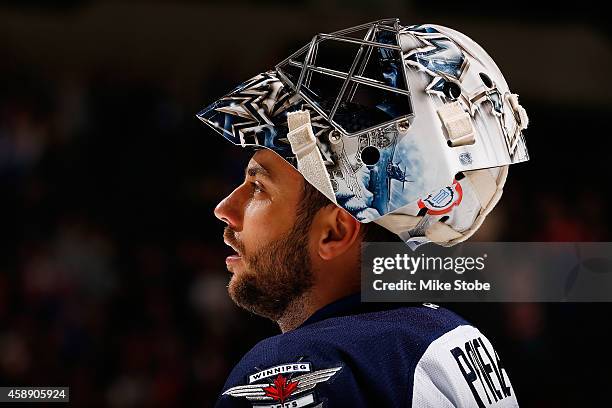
[{"left": 214, "top": 186, "right": 244, "bottom": 230}]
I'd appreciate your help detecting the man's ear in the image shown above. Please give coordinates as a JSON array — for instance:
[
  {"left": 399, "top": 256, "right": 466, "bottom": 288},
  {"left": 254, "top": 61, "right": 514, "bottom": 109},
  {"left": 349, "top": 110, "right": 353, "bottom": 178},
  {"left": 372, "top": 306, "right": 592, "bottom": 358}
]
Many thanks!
[{"left": 315, "top": 206, "right": 362, "bottom": 260}]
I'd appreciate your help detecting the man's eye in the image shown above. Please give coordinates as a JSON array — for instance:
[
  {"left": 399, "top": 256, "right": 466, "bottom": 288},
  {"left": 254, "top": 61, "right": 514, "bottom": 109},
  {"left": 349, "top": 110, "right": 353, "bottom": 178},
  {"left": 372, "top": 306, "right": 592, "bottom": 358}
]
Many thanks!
[{"left": 251, "top": 181, "right": 264, "bottom": 194}]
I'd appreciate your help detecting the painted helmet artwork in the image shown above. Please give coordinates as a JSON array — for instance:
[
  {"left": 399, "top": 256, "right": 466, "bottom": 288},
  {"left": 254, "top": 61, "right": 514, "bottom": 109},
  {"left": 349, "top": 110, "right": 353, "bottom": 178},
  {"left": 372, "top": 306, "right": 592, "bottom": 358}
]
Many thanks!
[{"left": 197, "top": 18, "right": 529, "bottom": 248}]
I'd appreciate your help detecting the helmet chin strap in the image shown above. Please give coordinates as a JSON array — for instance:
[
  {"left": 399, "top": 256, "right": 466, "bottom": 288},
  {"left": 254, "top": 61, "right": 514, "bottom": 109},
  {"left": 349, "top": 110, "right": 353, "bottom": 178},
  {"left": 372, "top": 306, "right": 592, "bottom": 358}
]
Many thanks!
[
  {"left": 374, "top": 165, "right": 508, "bottom": 248},
  {"left": 287, "top": 110, "right": 338, "bottom": 204}
]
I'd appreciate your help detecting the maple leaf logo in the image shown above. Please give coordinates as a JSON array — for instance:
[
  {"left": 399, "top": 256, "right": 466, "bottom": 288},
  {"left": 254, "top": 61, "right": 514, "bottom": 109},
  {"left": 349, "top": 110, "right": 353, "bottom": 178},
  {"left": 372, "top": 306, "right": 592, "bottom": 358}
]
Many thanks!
[{"left": 263, "top": 374, "right": 299, "bottom": 403}]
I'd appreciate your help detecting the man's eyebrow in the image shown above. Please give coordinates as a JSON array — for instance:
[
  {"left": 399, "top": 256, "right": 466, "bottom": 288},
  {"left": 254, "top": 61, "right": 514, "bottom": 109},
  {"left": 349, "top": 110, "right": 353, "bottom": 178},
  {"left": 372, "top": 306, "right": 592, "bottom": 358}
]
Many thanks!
[{"left": 245, "top": 163, "right": 272, "bottom": 179}]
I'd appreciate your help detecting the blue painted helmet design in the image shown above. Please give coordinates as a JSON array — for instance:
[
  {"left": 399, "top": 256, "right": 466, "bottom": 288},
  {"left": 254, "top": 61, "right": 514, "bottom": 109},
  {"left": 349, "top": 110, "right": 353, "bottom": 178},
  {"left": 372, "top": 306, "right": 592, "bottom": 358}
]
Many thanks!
[{"left": 197, "top": 18, "right": 529, "bottom": 247}]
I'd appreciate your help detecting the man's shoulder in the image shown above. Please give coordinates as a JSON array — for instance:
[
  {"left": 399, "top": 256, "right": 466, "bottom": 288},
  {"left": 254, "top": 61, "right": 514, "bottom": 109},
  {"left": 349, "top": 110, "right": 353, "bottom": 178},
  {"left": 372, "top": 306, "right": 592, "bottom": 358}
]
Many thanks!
[
  {"left": 216, "top": 304, "right": 518, "bottom": 407},
  {"left": 216, "top": 304, "right": 479, "bottom": 407},
  {"left": 241, "top": 303, "right": 470, "bottom": 367},
  {"left": 287, "top": 303, "right": 469, "bottom": 347}
]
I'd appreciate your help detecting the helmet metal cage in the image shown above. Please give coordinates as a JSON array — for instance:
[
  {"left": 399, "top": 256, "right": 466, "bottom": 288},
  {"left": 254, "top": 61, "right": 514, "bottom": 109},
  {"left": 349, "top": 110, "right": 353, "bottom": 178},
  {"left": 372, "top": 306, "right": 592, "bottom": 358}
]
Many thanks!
[{"left": 276, "top": 18, "right": 414, "bottom": 137}]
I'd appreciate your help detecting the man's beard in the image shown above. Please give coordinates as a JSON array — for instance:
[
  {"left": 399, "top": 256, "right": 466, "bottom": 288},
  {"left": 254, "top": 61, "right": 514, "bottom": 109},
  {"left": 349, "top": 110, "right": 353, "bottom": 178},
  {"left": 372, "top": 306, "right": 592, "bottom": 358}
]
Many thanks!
[{"left": 224, "top": 221, "right": 314, "bottom": 321}]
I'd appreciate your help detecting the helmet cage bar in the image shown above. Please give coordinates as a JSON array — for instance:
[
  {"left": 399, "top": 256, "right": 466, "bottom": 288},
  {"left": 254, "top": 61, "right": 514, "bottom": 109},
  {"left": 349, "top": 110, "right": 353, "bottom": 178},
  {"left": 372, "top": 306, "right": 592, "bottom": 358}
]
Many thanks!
[
  {"left": 283, "top": 62, "right": 410, "bottom": 96},
  {"left": 276, "top": 18, "right": 414, "bottom": 137}
]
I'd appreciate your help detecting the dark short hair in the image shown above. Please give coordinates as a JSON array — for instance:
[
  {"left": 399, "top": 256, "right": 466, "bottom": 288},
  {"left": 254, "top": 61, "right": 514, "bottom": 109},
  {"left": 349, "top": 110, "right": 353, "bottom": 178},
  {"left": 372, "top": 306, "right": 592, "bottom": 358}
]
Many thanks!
[{"left": 299, "top": 181, "right": 403, "bottom": 243}]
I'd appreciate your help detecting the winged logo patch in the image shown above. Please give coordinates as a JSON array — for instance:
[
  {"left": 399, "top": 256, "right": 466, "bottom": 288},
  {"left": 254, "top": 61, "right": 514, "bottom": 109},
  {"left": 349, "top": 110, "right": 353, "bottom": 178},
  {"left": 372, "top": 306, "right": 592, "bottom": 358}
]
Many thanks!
[{"left": 222, "top": 362, "right": 341, "bottom": 408}]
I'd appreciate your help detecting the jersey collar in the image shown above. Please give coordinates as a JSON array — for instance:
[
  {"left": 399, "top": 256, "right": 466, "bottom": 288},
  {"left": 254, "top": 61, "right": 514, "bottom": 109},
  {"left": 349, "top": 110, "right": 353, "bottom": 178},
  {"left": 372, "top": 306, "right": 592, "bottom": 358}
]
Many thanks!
[{"left": 298, "top": 293, "right": 405, "bottom": 329}]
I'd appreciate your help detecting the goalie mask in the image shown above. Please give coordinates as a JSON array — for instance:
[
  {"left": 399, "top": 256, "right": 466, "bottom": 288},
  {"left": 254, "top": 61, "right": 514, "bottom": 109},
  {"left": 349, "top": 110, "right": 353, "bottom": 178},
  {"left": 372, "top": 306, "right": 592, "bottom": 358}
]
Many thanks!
[{"left": 197, "top": 18, "right": 529, "bottom": 247}]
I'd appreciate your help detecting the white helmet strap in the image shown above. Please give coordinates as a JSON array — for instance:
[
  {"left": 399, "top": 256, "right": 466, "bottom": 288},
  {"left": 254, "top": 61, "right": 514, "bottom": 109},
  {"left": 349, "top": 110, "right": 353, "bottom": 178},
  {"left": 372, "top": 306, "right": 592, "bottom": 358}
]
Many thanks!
[
  {"left": 437, "top": 101, "right": 476, "bottom": 147},
  {"left": 287, "top": 110, "right": 338, "bottom": 204}
]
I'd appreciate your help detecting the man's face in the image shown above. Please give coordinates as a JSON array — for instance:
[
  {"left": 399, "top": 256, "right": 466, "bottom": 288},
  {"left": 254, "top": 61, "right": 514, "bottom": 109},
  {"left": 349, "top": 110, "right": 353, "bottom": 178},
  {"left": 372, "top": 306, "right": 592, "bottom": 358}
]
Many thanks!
[{"left": 214, "top": 149, "right": 314, "bottom": 320}]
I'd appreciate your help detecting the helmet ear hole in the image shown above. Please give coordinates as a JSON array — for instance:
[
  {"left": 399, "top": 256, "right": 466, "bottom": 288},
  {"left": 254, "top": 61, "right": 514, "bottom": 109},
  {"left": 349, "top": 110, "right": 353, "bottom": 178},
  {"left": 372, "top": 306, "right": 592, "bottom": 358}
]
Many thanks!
[
  {"left": 360, "top": 146, "right": 380, "bottom": 166},
  {"left": 479, "top": 72, "right": 493, "bottom": 88},
  {"left": 442, "top": 82, "right": 461, "bottom": 100}
]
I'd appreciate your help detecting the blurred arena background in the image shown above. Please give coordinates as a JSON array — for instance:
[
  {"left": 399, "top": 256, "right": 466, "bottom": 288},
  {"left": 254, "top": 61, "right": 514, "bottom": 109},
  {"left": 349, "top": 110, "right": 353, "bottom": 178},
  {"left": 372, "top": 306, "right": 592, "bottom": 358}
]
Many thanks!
[{"left": 0, "top": 0, "right": 610, "bottom": 406}]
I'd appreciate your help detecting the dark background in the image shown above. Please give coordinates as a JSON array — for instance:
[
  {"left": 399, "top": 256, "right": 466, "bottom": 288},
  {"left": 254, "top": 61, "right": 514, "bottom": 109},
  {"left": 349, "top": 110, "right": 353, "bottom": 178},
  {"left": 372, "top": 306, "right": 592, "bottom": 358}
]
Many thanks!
[{"left": 0, "top": 0, "right": 610, "bottom": 406}]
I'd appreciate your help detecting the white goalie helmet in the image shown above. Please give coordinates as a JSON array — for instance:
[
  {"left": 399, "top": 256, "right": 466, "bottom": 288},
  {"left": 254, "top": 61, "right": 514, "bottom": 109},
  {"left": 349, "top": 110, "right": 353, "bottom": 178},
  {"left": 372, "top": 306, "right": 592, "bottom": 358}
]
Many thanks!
[{"left": 197, "top": 18, "right": 529, "bottom": 248}]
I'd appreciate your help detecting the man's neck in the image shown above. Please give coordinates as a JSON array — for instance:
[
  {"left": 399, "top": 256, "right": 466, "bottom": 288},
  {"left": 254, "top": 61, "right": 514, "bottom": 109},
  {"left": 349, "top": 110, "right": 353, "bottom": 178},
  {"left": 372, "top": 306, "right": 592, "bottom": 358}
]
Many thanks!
[
  {"left": 276, "top": 292, "right": 315, "bottom": 333},
  {"left": 276, "top": 287, "right": 360, "bottom": 333}
]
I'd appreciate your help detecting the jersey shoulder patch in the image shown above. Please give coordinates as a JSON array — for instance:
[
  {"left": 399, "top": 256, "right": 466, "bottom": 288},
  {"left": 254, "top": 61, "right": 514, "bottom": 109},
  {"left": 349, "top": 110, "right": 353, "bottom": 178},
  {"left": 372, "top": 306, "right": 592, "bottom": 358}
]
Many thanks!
[{"left": 215, "top": 334, "right": 349, "bottom": 408}]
